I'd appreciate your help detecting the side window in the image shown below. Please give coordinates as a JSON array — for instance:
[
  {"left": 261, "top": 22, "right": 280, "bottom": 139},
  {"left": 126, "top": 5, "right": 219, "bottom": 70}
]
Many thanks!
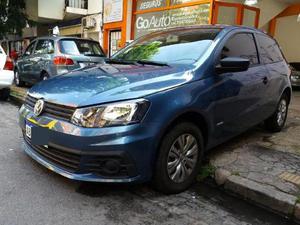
[
  {"left": 257, "top": 34, "right": 284, "bottom": 64},
  {"left": 34, "top": 40, "right": 55, "bottom": 54},
  {"left": 24, "top": 42, "right": 36, "bottom": 56},
  {"left": 221, "top": 33, "right": 259, "bottom": 65}
]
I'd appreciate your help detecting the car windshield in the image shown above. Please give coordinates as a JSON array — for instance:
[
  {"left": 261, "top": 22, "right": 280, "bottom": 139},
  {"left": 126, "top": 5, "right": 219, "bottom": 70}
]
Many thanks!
[
  {"left": 59, "top": 39, "right": 105, "bottom": 57},
  {"left": 112, "top": 28, "right": 220, "bottom": 65}
]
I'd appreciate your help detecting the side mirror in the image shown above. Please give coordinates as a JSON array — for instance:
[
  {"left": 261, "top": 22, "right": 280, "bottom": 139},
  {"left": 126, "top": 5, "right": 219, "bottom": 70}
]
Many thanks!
[{"left": 216, "top": 57, "right": 250, "bottom": 74}]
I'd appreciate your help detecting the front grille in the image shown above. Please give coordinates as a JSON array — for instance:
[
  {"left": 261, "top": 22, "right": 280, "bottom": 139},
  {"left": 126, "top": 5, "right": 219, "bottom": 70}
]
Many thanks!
[
  {"left": 25, "top": 95, "right": 75, "bottom": 121},
  {"left": 25, "top": 136, "right": 81, "bottom": 172}
]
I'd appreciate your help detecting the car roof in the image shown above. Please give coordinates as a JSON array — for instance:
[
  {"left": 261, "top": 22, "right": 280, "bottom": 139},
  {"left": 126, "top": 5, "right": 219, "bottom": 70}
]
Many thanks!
[
  {"left": 32, "top": 36, "right": 98, "bottom": 42},
  {"left": 143, "top": 24, "right": 268, "bottom": 36}
]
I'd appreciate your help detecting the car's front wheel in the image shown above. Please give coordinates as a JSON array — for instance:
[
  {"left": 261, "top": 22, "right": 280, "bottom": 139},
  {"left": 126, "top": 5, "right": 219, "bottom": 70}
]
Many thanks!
[
  {"left": 153, "top": 122, "right": 204, "bottom": 194},
  {"left": 265, "top": 93, "right": 289, "bottom": 132}
]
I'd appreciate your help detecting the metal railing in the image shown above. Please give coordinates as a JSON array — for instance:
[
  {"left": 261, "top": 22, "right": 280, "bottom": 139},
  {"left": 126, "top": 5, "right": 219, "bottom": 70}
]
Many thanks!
[{"left": 66, "top": 0, "right": 88, "bottom": 9}]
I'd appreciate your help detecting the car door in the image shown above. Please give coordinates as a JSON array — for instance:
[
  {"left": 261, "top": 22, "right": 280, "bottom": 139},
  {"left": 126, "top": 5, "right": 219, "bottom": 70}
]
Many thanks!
[
  {"left": 212, "top": 32, "right": 269, "bottom": 142},
  {"left": 31, "top": 39, "right": 54, "bottom": 82},
  {"left": 18, "top": 41, "right": 36, "bottom": 82},
  {"left": 256, "top": 34, "right": 289, "bottom": 115}
]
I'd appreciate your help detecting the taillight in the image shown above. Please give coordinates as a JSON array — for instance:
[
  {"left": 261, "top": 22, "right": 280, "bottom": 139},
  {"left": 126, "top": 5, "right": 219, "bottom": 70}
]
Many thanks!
[
  {"left": 53, "top": 56, "right": 74, "bottom": 65},
  {"left": 4, "top": 57, "right": 14, "bottom": 71}
]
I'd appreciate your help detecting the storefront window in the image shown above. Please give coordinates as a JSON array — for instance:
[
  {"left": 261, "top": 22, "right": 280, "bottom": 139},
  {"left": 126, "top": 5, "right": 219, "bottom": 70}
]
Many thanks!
[
  {"left": 134, "top": 4, "right": 210, "bottom": 38},
  {"left": 216, "top": 6, "right": 237, "bottom": 25},
  {"left": 243, "top": 9, "right": 256, "bottom": 27}
]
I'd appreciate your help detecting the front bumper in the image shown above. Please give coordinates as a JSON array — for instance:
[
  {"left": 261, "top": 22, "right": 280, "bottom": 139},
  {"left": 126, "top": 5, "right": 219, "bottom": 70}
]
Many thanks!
[{"left": 19, "top": 104, "right": 159, "bottom": 183}]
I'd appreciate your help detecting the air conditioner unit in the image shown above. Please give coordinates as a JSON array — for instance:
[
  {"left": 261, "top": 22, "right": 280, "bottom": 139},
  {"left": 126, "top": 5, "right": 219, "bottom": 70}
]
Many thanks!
[{"left": 82, "top": 16, "right": 96, "bottom": 29}]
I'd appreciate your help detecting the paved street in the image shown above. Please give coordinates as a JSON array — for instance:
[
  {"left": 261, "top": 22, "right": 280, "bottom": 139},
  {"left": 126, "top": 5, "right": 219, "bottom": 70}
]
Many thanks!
[{"left": 0, "top": 99, "right": 298, "bottom": 225}]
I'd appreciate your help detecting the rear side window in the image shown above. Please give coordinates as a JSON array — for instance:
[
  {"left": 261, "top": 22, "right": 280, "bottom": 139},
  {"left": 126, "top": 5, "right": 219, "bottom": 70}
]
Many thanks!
[
  {"left": 221, "top": 33, "right": 259, "bottom": 65},
  {"left": 24, "top": 41, "right": 36, "bottom": 56},
  {"left": 34, "top": 40, "right": 55, "bottom": 54},
  {"left": 59, "top": 40, "right": 105, "bottom": 57},
  {"left": 257, "top": 34, "right": 284, "bottom": 64}
]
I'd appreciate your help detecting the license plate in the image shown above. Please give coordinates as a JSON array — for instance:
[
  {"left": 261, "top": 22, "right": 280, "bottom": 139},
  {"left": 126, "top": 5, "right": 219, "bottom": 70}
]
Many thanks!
[{"left": 25, "top": 124, "right": 32, "bottom": 139}]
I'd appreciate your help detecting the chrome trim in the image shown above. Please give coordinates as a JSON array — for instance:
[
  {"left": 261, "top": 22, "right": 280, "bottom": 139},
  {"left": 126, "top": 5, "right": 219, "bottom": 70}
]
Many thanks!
[{"left": 23, "top": 141, "right": 140, "bottom": 183}]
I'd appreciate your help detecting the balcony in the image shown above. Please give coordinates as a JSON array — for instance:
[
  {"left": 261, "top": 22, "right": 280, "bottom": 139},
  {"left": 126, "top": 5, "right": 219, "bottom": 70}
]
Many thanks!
[{"left": 65, "top": 0, "right": 88, "bottom": 19}]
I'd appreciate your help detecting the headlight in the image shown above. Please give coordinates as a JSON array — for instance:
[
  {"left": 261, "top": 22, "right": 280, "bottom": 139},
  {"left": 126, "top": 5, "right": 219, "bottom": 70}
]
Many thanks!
[{"left": 71, "top": 99, "right": 150, "bottom": 128}]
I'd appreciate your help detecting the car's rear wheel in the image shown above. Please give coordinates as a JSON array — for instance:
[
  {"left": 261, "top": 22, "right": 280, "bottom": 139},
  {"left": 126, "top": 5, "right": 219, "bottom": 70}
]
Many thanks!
[
  {"left": 14, "top": 70, "right": 25, "bottom": 87},
  {"left": 264, "top": 93, "right": 289, "bottom": 132},
  {"left": 41, "top": 72, "right": 49, "bottom": 81},
  {"left": 152, "top": 122, "right": 204, "bottom": 194},
  {"left": 0, "top": 88, "right": 10, "bottom": 101}
]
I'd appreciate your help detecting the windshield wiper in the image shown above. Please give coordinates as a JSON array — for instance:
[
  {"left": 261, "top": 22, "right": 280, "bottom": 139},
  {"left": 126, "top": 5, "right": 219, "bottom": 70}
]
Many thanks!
[
  {"left": 136, "top": 60, "right": 169, "bottom": 67},
  {"left": 105, "top": 58, "right": 139, "bottom": 65}
]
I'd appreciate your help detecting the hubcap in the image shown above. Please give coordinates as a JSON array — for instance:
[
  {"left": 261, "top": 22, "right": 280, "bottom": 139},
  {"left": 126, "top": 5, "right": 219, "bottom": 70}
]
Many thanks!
[
  {"left": 167, "top": 134, "right": 198, "bottom": 183},
  {"left": 277, "top": 99, "right": 287, "bottom": 126}
]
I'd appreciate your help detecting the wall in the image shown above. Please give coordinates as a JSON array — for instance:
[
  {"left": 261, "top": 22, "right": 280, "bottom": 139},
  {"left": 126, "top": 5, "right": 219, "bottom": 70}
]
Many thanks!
[
  {"left": 38, "top": 0, "right": 64, "bottom": 20},
  {"left": 217, "top": 0, "right": 288, "bottom": 28},
  {"left": 88, "top": 0, "right": 103, "bottom": 14},
  {"left": 274, "top": 15, "right": 300, "bottom": 62},
  {"left": 26, "top": 0, "right": 39, "bottom": 21}
]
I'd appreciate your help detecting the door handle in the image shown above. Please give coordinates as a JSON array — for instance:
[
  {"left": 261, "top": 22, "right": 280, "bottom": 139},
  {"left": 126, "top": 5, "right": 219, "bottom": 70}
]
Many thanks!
[{"left": 263, "top": 77, "right": 268, "bottom": 85}]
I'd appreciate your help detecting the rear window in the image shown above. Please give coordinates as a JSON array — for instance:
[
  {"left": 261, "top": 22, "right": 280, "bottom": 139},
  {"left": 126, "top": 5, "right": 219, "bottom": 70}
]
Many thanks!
[
  {"left": 59, "top": 39, "right": 105, "bottom": 57},
  {"left": 257, "top": 34, "right": 284, "bottom": 64}
]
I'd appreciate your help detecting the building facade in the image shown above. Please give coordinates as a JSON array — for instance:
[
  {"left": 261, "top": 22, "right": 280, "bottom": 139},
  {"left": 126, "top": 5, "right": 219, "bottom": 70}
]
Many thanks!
[
  {"left": 102, "top": 0, "right": 300, "bottom": 61},
  {"left": 1, "top": 0, "right": 299, "bottom": 63}
]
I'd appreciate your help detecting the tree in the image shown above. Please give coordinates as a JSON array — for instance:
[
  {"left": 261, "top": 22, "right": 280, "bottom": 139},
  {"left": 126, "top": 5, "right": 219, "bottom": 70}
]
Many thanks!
[{"left": 0, "top": 0, "right": 27, "bottom": 38}]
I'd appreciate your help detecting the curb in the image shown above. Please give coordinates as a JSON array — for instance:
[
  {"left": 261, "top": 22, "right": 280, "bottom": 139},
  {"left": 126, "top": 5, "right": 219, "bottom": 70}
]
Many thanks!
[
  {"left": 214, "top": 168, "right": 300, "bottom": 223},
  {"left": 9, "top": 85, "right": 26, "bottom": 104}
]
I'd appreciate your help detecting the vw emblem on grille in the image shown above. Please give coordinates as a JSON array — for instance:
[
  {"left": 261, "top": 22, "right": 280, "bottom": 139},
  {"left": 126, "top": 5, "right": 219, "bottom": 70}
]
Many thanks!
[{"left": 34, "top": 99, "right": 45, "bottom": 116}]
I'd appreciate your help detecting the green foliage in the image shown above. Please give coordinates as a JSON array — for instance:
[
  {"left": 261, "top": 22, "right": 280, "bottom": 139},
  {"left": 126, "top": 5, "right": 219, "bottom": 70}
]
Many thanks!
[
  {"left": 0, "top": 0, "right": 28, "bottom": 38},
  {"left": 118, "top": 42, "right": 161, "bottom": 61},
  {"left": 197, "top": 164, "right": 216, "bottom": 181}
]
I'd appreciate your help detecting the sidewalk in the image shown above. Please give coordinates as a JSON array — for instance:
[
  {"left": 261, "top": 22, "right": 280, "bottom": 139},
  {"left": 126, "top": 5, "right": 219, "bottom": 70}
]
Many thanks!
[{"left": 208, "top": 90, "right": 300, "bottom": 222}]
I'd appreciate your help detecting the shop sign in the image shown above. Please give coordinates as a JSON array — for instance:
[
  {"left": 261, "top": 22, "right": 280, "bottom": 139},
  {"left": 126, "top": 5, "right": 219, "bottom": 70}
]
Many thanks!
[
  {"left": 104, "top": 0, "right": 123, "bottom": 23},
  {"left": 134, "top": 4, "right": 210, "bottom": 38},
  {"left": 171, "top": 0, "right": 200, "bottom": 5},
  {"left": 137, "top": 0, "right": 167, "bottom": 11}
]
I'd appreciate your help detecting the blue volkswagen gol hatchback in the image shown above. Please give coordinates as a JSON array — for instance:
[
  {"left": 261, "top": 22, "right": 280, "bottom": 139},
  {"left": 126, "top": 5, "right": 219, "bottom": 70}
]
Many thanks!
[{"left": 19, "top": 25, "right": 292, "bottom": 193}]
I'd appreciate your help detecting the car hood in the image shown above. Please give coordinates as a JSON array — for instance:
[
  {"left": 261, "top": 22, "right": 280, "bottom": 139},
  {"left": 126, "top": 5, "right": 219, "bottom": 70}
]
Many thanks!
[{"left": 28, "top": 63, "right": 196, "bottom": 107}]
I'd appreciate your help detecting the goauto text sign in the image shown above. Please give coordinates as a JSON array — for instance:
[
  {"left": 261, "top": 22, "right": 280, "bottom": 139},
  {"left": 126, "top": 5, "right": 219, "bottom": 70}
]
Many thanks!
[{"left": 134, "top": 4, "right": 210, "bottom": 38}]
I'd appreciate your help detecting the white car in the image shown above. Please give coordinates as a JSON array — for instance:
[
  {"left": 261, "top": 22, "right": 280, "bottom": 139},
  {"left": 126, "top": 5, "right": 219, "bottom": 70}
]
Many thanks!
[{"left": 0, "top": 45, "right": 14, "bottom": 100}]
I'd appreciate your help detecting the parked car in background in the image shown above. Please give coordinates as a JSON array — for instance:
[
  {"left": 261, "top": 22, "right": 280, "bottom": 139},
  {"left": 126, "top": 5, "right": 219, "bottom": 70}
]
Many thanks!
[
  {"left": 19, "top": 25, "right": 291, "bottom": 194},
  {"left": 14, "top": 36, "right": 106, "bottom": 86},
  {"left": 0, "top": 45, "right": 14, "bottom": 100},
  {"left": 290, "top": 63, "right": 300, "bottom": 87}
]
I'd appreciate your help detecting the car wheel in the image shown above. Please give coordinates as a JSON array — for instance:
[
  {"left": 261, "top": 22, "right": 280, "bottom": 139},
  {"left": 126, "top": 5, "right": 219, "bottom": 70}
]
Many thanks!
[
  {"left": 41, "top": 72, "right": 49, "bottom": 81},
  {"left": 14, "top": 70, "right": 25, "bottom": 87},
  {"left": 152, "top": 122, "right": 204, "bottom": 194},
  {"left": 264, "top": 93, "right": 289, "bottom": 132},
  {"left": 0, "top": 88, "right": 10, "bottom": 101}
]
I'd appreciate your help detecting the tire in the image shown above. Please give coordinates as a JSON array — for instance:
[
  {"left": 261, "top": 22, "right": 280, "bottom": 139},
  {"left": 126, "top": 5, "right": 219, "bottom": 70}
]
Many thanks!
[
  {"left": 41, "top": 72, "right": 49, "bottom": 81},
  {"left": 152, "top": 122, "right": 204, "bottom": 194},
  {"left": 264, "top": 93, "right": 289, "bottom": 132},
  {"left": 14, "top": 70, "right": 25, "bottom": 87},
  {"left": 0, "top": 88, "right": 10, "bottom": 101}
]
